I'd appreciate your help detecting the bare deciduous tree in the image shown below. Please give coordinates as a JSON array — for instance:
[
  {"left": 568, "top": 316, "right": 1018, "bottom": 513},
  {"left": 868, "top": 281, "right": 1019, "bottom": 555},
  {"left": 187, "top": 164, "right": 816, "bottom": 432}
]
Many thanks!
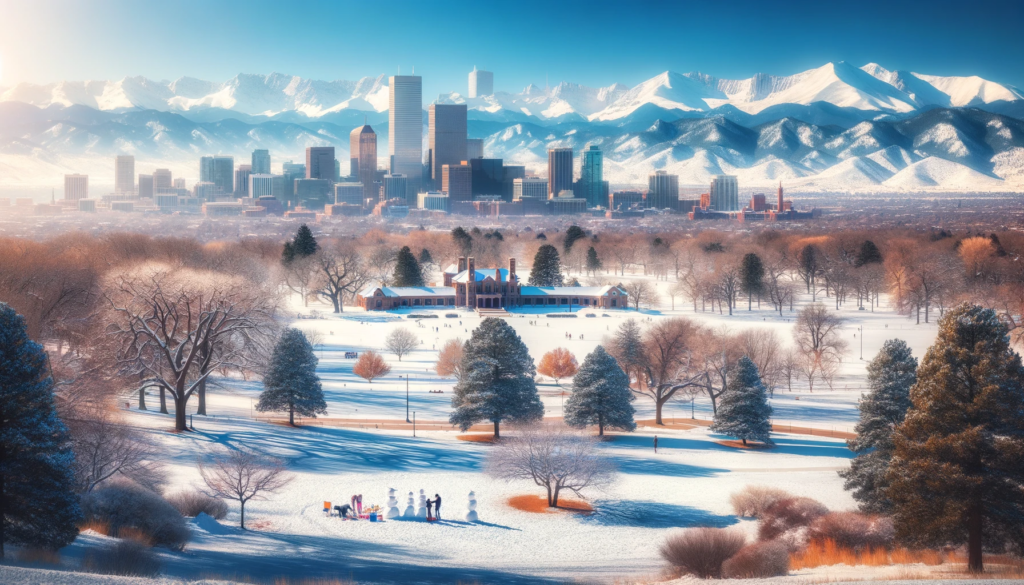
[
  {"left": 198, "top": 449, "right": 292, "bottom": 529},
  {"left": 736, "top": 329, "right": 784, "bottom": 397},
  {"left": 312, "top": 244, "right": 367, "bottom": 313},
  {"left": 623, "top": 281, "right": 658, "bottom": 311},
  {"left": 793, "top": 303, "right": 847, "bottom": 392},
  {"left": 67, "top": 408, "right": 165, "bottom": 493},
  {"left": 384, "top": 327, "right": 418, "bottom": 361},
  {"left": 487, "top": 427, "right": 614, "bottom": 507},
  {"left": 629, "top": 318, "right": 705, "bottom": 424}
]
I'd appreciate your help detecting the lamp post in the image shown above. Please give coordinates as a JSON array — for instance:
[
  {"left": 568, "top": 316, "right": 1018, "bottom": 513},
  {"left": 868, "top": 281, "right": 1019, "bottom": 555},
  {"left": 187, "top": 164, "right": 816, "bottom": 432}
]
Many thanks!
[
  {"left": 401, "top": 375, "right": 410, "bottom": 423},
  {"left": 859, "top": 324, "right": 864, "bottom": 360}
]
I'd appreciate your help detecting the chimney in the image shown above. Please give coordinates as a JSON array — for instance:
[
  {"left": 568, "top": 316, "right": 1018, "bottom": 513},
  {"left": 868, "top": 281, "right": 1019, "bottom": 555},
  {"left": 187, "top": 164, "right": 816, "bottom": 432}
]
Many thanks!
[
  {"left": 458, "top": 257, "right": 466, "bottom": 273},
  {"left": 509, "top": 258, "right": 516, "bottom": 280},
  {"left": 468, "top": 258, "right": 475, "bottom": 283},
  {"left": 495, "top": 268, "right": 502, "bottom": 282}
]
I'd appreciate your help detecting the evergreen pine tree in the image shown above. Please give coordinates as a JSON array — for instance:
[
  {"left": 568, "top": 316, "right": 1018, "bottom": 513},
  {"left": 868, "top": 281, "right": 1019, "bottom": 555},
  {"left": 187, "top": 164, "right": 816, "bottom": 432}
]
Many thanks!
[
  {"left": 839, "top": 339, "right": 916, "bottom": 514},
  {"left": 886, "top": 304, "right": 1024, "bottom": 573},
  {"left": 292, "top": 224, "right": 319, "bottom": 257},
  {"left": 586, "top": 246, "right": 602, "bottom": 275},
  {"left": 710, "top": 356, "right": 773, "bottom": 445},
  {"left": 565, "top": 346, "right": 636, "bottom": 436},
  {"left": 256, "top": 329, "right": 327, "bottom": 426},
  {"left": 564, "top": 225, "right": 586, "bottom": 253},
  {"left": 740, "top": 253, "right": 765, "bottom": 311},
  {"left": 450, "top": 318, "right": 544, "bottom": 437},
  {"left": 0, "top": 303, "right": 81, "bottom": 556},
  {"left": 528, "top": 244, "right": 564, "bottom": 286},
  {"left": 451, "top": 227, "right": 473, "bottom": 256},
  {"left": 392, "top": 246, "right": 425, "bottom": 287},
  {"left": 418, "top": 248, "right": 434, "bottom": 266},
  {"left": 855, "top": 240, "right": 883, "bottom": 267},
  {"left": 281, "top": 241, "right": 296, "bottom": 265}
]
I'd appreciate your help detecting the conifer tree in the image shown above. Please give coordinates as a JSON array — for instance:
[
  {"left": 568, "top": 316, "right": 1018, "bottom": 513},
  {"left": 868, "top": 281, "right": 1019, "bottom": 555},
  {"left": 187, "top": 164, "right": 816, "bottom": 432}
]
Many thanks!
[
  {"left": 565, "top": 346, "right": 636, "bottom": 436},
  {"left": 586, "top": 246, "right": 602, "bottom": 275},
  {"left": 887, "top": 304, "right": 1024, "bottom": 573},
  {"left": 740, "top": 253, "right": 765, "bottom": 311},
  {"left": 451, "top": 227, "right": 473, "bottom": 256},
  {"left": 563, "top": 225, "right": 586, "bottom": 253},
  {"left": 256, "top": 329, "right": 326, "bottom": 426},
  {"left": 450, "top": 318, "right": 544, "bottom": 437},
  {"left": 392, "top": 246, "right": 425, "bottom": 287},
  {"left": 282, "top": 224, "right": 319, "bottom": 265},
  {"left": 418, "top": 248, "right": 434, "bottom": 266},
  {"left": 710, "top": 356, "right": 773, "bottom": 445},
  {"left": 839, "top": 339, "right": 916, "bottom": 513},
  {"left": 0, "top": 303, "right": 81, "bottom": 557},
  {"left": 855, "top": 240, "right": 883, "bottom": 267},
  {"left": 528, "top": 244, "right": 564, "bottom": 286}
]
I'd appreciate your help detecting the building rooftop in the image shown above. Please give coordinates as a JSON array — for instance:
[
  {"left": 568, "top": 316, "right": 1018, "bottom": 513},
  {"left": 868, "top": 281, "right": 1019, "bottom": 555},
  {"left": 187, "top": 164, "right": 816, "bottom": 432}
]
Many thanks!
[{"left": 360, "top": 285, "right": 455, "bottom": 298}]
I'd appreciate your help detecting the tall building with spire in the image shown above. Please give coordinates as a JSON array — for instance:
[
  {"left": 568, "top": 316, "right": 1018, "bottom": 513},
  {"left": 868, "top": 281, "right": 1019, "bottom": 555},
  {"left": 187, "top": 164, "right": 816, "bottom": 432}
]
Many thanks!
[
  {"left": 428, "top": 104, "right": 467, "bottom": 188},
  {"left": 468, "top": 67, "right": 493, "bottom": 98},
  {"left": 389, "top": 74, "right": 423, "bottom": 202},
  {"left": 350, "top": 124, "right": 378, "bottom": 203},
  {"left": 777, "top": 182, "right": 785, "bottom": 211}
]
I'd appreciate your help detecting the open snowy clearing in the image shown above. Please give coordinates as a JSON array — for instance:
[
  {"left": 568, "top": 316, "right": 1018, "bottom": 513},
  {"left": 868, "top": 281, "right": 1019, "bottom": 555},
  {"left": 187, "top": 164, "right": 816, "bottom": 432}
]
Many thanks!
[{"left": 37, "top": 280, "right": 961, "bottom": 584}]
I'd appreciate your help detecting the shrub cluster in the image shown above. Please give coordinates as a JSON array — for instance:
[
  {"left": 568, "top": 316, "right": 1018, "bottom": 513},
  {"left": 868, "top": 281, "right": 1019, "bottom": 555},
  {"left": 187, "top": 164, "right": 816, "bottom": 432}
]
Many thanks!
[
  {"left": 722, "top": 540, "right": 790, "bottom": 578},
  {"left": 730, "top": 485, "right": 792, "bottom": 518},
  {"left": 166, "top": 490, "right": 228, "bottom": 520},
  {"left": 81, "top": 482, "right": 190, "bottom": 550},
  {"left": 757, "top": 497, "right": 829, "bottom": 544},
  {"left": 659, "top": 527, "right": 746, "bottom": 578},
  {"left": 85, "top": 539, "right": 161, "bottom": 577},
  {"left": 808, "top": 511, "right": 895, "bottom": 551}
]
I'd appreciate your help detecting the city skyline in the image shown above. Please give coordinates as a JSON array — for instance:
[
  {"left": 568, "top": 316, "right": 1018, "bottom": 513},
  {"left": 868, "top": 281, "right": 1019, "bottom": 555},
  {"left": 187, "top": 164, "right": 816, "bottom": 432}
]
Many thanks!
[{"left": 2, "top": 0, "right": 1023, "bottom": 97}]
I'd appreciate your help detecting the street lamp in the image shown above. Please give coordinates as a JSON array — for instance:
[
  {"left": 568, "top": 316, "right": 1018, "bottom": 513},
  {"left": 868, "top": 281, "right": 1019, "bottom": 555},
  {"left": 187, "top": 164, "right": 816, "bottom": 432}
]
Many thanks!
[
  {"left": 400, "top": 375, "right": 410, "bottom": 423},
  {"left": 859, "top": 324, "right": 864, "bottom": 360}
]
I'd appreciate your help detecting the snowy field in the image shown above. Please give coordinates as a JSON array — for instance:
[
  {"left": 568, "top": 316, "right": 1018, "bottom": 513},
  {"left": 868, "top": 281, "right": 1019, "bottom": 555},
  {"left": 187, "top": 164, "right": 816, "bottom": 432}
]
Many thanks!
[{"left": 36, "top": 279, "right": 954, "bottom": 584}]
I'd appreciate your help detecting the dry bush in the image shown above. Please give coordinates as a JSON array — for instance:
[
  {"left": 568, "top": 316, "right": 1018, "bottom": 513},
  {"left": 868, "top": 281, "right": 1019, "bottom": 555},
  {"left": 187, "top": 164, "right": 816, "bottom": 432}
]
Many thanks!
[
  {"left": 808, "top": 511, "right": 894, "bottom": 551},
  {"left": 85, "top": 539, "right": 161, "bottom": 577},
  {"left": 722, "top": 540, "right": 790, "bottom": 578},
  {"left": 81, "top": 481, "right": 190, "bottom": 550},
  {"left": 790, "top": 538, "right": 888, "bottom": 569},
  {"left": 659, "top": 527, "right": 747, "bottom": 578},
  {"left": 730, "top": 485, "right": 792, "bottom": 518},
  {"left": 14, "top": 548, "right": 62, "bottom": 566},
  {"left": 889, "top": 547, "right": 950, "bottom": 566},
  {"left": 758, "top": 497, "right": 829, "bottom": 543},
  {"left": 114, "top": 526, "right": 154, "bottom": 547},
  {"left": 79, "top": 520, "right": 111, "bottom": 535},
  {"left": 166, "top": 489, "right": 228, "bottom": 520}
]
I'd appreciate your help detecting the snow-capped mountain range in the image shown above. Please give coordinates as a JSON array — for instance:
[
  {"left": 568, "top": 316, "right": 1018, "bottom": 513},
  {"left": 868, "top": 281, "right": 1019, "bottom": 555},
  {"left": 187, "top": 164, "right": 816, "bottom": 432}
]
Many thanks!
[{"left": 1, "top": 62, "right": 1023, "bottom": 192}]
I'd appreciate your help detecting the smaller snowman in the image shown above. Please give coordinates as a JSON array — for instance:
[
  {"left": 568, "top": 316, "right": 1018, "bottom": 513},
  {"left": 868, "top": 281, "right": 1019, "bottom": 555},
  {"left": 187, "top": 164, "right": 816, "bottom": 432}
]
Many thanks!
[
  {"left": 465, "top": 491, "right": 479, "bottom": 522},
  {"left": 403, "top": 491, "right": 416, "bottom": 518},
  {"left": 385, "top": 488, "right": 400, "bottom": 520},
  {"left": 416, "top": 489, "right": 428, "bottom": 518}
]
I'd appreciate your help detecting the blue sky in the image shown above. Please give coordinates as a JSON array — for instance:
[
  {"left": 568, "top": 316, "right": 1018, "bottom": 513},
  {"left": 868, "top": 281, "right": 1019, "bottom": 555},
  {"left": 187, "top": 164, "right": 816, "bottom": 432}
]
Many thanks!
[{"left": 1, "top": 0, "right": 1022, "bottom": 97}]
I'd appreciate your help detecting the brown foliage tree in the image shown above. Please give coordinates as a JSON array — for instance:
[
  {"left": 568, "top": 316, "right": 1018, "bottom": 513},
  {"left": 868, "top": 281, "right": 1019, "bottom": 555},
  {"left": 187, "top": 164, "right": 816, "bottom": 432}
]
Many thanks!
[
  {"left": 434, "top": 338, "right": 465, "bottom": 380},
  {"left": 537, "top": 348, "right": 579, "bottom": 384},
  {"left": 353, "top": 350, "right": 391, "bottom": 383}
]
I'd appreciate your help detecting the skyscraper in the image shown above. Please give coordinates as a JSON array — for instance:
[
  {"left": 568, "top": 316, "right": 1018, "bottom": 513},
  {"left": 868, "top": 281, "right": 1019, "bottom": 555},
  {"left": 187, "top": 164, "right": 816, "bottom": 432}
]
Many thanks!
[
  {"left": 349, "top": 125, "right": 378, "bottom": 203},
  {"left": 382, "top": 174, "right": 408, "bottom": 202},
  {"left": 252, "top": 149, "right": 271, "bottom": 175},
  {"left": 442, "top": 162, "right": 472, "bottom": 203},
  {"left": 428, "top": 104, "right": 467, "bottom": 187},
  {"left": 235, "top": 164, "right": 252, "bottom": 196},
  {"left": 153, "top": 168, "right": 173, "bottom": 192},
  {"left": 547, "top": 147, "right": 574, "bottom": 199},
  {"left": 64, "top": 174, "right": 88, "bottom": 200},
  {"left": 468, "top": 67, "right": 493, "bottom": 98},
  {"left": 200, "top": 156, "right": 234, "bottom": 196},
  {"left": 710, "top": 175, "right": 739, "bottom": 211},
  {"left": 115, "top": 155, "right": 135, "bottom": 194},
  {"left": 648, "top": 170, "right": 679, "bottom": 210},
  {"left": 249, "top": 174, "right": 274, "bottom": 198},
  {"left": 579, "top": 145, "right": 606, "bottom": 208},
  {"left": 470, "top": 158, "right": 504, "bottom": 198},
  {"left": 466, "top": 138, "right": 484, "bottom": 160},
  {"left": 389, "top": 75, "right": 422, "bottom": 201},
  {"left": 306, "top": 147, "right": 336, "bottom": 181},
  {"left": 138, "top": 174, "right": 154, "bottom": 199}
]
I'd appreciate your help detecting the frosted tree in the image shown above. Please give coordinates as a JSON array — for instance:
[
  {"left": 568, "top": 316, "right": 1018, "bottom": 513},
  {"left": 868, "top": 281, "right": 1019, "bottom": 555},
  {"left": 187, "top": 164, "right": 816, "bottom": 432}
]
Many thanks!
[
  {"left": 528, "top": 244, "right": 564, "bottom": 286},
  {"left": 839, "top": 339, "right": 916, "bottom": 514},
  {"left": 710, "top": 356, "right": 773, "bottom": 446},
  {"left": 564, "top": 346, "right": 636, "bottom": 436},
  {"left": 385, "top": 327, "right": 418, "bottom": 361},
  {"left": 0, "top": 303, "right": 81, "bottom": 557},
  {"left": 450, "top": 318, "right": 544, "bottom": 437},
  {"left": 256, "top": 329, "right": 327, "bottom": 426},
  {"left": 887, "top": 304, "right": 1024, "bottom": 573}
]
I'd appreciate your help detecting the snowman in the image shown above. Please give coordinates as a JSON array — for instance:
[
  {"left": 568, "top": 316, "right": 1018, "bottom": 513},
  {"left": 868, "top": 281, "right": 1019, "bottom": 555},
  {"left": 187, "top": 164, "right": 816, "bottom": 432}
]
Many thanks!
[
  {"left": 402, "top": 491, "right": 416, "bottom": 518},
  {"left": 385, "top": 488, "right": 400, "bottom": 520},
  {"left": 416, "top": 489, "right": 428, "bottom": 518},
  {"left": 466, "top": 491, "right": 479, "bottom": 522}
]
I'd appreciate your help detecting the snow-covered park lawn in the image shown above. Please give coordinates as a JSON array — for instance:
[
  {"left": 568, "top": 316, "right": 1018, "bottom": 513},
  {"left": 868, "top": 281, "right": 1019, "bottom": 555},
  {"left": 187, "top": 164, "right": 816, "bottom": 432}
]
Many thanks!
[{"left": 43, "top": 282, "right": 951, "bottom": 584}]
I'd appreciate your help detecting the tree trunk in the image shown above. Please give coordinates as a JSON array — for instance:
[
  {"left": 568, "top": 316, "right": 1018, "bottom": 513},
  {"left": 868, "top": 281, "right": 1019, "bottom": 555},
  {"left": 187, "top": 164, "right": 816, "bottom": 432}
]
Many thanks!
[
  {"left": 655, "top": 399, "right": 665, "bottom": 425},
  {"left": 967, "top": 504, "right": 983, "bottom": 573},
  {"left": 551, "top": 486, "right": 560, "bottom": 507},
  {"left": 598, "top": 414, "right": 604, "bottom": 436},
  {"left": 173, "top": 384, "right": 188, "bottom": 431},
  {"left": 748, "top": 294, "right": 752, "bottom": 311},
  {"left": 240, "top": 500, "right": 246, "bottom": 530},
  {"left": 197, "top": 378, "right": 207, "bottom": 416},
  {"left": 493, "top": 420, "right": 500, "bottom": 438},
  {"left": 160, "top": 387, "right": 168, "bottom": 414},
  {"left": 1, "top": 440, "right": 6, "bottom": 559},
  {"left": 289, "top": 406, "right": 295, "bottom": 426},
  {"left": 138, "top": 386, "right": 147, "bottom": 410}
]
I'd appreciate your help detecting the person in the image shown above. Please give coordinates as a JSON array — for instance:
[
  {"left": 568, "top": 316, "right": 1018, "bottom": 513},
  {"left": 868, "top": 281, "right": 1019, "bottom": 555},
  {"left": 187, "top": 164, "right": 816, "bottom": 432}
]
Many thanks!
[
  {"left": 336, "top": 503, "right": 354, "bottom": 519},
  {"left": 425, "top": 496, "right": 434, "bottom": 520},
  {"left": 654, "top": 435, "right": 658, "bottom": 454},
  {"left": 356, "top": 494, "right": 363, "bottom": 516},
  {"left": 433, "top": 493, "right": 442, "bottom": 520}
]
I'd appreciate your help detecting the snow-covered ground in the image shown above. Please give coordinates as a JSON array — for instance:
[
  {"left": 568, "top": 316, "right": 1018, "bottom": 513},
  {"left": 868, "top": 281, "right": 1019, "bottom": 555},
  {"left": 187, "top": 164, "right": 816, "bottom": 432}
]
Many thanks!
[{"left": 37, "top": 280, "right": 955, "bottom": 584}]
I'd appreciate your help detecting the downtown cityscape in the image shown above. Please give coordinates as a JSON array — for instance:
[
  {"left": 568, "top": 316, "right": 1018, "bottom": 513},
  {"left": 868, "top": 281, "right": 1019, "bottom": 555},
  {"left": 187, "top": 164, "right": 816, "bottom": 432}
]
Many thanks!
[{"left": 1, "top": 1, "right": 1024, "bottom": 585}]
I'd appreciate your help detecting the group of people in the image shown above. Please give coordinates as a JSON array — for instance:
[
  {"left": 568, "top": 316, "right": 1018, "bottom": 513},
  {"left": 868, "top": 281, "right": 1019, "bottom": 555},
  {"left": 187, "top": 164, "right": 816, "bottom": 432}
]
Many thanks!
[
  {"left": 562, "top": 332, "right": 583, "bottom": 340},
  {"left": 335, "top": 494, "right": 364, "bottom": 519},
  {"left": 425, "top": 493, "right": 443, "bottom": 520}
]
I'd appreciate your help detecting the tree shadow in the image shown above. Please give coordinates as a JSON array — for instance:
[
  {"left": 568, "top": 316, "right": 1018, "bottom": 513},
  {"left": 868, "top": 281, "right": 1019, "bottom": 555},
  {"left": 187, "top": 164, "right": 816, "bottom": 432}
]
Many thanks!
[{"left": 581, "top": 500, "right": 739, "bottom": 529}]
